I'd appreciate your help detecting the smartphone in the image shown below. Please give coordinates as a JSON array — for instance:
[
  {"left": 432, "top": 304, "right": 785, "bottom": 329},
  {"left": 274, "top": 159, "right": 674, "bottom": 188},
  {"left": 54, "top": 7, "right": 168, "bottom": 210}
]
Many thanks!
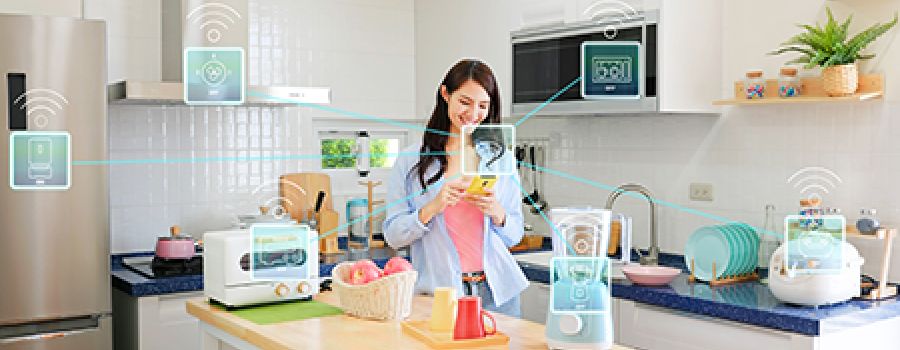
[{"left": 466, "top": 175, "right": 497, "bottom": 195}]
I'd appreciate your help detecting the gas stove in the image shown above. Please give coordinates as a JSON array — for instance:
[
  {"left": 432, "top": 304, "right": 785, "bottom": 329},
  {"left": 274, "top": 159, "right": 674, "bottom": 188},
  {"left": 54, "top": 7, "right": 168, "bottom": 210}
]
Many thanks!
[{"left": 123, "top": 256, "right": 203, "bottom": 279}]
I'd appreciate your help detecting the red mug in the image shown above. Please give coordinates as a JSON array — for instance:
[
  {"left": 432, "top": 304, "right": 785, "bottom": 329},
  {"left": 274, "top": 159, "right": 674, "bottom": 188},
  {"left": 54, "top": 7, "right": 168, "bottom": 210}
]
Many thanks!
[{"left": 453, "top": 296, "right": 497, "bottom": 340}]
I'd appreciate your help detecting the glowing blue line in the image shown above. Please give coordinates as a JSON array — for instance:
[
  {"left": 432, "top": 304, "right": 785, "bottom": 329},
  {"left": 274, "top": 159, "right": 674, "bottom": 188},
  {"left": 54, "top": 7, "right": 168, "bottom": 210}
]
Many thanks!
[
  {"left": 313, "top": 174, "right": 461, "bottom": 241},
  {"left": 246, "top": 91, "right": 457, "bottom": 137},
  {"left": 514, "top": 76, "right": 582, "bottom": 127},
  {"left": 72, "top": 151, "right": 454, "bottom": 166},
  {"left": 518, "top": 161, "right": 780, "bottom": 239},
  {"left": 512, "top": 176, "right": 575, "bottom": 256}
]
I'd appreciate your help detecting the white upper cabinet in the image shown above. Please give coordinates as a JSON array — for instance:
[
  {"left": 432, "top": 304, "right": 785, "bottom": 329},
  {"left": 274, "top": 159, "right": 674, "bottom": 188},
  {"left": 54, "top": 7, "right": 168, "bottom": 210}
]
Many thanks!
[
  {"left": 416, "top": 0, "right": 723, "bottom": 117},
  {"left": 657, "top": 0, "right": 722, "bottom": 113}
]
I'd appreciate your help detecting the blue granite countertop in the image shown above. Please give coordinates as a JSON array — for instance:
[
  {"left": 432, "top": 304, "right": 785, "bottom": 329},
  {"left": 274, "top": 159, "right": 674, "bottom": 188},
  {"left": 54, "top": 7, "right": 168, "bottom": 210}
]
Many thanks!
[
  {"left": 111, "top": 237, "right": 552, "bottom": 298},
  {"left": 516, "top": 251, "right": 900, "bottom": 337},
  {"left": 111, "top": 246, "right": 405, "bottom": 297}
]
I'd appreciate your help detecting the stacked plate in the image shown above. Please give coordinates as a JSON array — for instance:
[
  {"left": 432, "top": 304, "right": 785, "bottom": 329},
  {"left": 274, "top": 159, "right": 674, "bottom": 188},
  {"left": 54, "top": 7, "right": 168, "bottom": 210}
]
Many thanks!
[{"left": 684, "top": 223, "right": 760, "bottom": 281}]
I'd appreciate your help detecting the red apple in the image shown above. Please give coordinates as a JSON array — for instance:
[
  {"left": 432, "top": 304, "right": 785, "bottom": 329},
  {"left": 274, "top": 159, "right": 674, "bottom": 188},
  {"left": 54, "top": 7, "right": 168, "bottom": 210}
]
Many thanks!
[
  {"left": 349, "top": 260, "right": 382, "bottom": 285},
  {"left": 356, "top": 259, "right": 383, "bottom": 276},
  {"left": 382, "top": 257, "right": 413, "bottom": 276}
]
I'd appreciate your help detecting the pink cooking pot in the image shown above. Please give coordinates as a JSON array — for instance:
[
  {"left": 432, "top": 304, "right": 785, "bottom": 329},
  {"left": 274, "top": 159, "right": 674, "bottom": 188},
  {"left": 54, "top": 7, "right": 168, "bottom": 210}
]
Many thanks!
[{"left": 155, "top": 225, "right": 196, "bottom": 259}]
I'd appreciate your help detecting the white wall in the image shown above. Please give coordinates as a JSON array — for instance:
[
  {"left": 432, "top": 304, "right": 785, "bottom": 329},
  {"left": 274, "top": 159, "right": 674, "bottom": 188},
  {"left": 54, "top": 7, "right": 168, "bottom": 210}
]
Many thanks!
[
  {"left": 83, "top": 0, "right": 161, "bottom": 84},
  {"left": 723, "top": 1, "right": 900, "bottom": 101},
  {"left": 416, "top": 0, "right": 900, "bottom": 280},
  {"left": 107, "top": 0, "right": 416, "bottom": 253},
  {"left": 0, "top": 0, "right": 82, "bottom": 18},
  {"left": 413, "top": 0, "right": 525, "bottom": 121}
]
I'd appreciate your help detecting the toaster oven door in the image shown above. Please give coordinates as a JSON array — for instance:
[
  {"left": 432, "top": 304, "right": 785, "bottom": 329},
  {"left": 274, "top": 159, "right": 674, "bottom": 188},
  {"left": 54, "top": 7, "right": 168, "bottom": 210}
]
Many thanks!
[{"left": 248, "top": 224, "right": 318, "bottom": 281}]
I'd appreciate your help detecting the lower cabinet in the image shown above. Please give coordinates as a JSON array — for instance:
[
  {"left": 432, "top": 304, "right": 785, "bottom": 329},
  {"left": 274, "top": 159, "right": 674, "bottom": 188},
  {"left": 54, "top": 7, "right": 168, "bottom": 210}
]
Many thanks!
[
  {"left": 516, "top": 282, "right": 826, "bottom": 350},
  {"left": 615, "top": 299, "right": 814, "bottom": 350},
  {"left": 112, "top": 289, "right": 203, "bottom": 350},
  {"left": 520, "top": 282, "right": 551, "bottom": 324}
]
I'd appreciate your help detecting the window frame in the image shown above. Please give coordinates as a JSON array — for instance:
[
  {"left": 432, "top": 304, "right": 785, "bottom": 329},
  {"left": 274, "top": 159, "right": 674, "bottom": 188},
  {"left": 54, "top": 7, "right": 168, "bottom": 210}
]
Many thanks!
[{"left": 316, "top": 128, "right": 409, "bottom": 171}]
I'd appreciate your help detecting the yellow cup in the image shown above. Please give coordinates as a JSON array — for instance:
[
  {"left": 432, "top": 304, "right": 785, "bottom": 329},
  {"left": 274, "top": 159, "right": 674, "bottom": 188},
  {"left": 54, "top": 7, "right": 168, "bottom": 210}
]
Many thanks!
[{"left": 429, "top": 287, "right": 457, "bottom": 332}]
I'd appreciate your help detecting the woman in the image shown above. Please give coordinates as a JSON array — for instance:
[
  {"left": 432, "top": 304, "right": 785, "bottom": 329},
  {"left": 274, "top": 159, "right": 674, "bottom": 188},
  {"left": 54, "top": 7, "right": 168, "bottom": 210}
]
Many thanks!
[{"left": 383, "top": 59, "right": 527, "bottom": 316}]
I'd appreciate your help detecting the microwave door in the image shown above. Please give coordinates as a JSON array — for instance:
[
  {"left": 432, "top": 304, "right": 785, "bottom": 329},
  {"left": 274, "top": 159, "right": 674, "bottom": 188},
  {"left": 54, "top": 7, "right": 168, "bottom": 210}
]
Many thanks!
[{"left": 513, "top": 38, "right": 582, "bottom": 104}]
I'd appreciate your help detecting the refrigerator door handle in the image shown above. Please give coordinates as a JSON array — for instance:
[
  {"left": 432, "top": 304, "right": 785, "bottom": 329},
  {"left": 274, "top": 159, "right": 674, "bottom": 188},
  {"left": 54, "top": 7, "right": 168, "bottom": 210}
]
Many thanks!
[
  {"left": 0, "top": 314, "right": 107, "bottom": 345},
  {"left": 0, "top": 327, "right": 95, "bottom": 344}
]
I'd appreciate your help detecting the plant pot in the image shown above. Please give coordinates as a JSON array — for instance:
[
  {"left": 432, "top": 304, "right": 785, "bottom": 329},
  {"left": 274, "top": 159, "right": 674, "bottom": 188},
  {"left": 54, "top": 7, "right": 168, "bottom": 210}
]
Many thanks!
[{"left": 822, "top": 64, "right": 858, "bottom": 97}]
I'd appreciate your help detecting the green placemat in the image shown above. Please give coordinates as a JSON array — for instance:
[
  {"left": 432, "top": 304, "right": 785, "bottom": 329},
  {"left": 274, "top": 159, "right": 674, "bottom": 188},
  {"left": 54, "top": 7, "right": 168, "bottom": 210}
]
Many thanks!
[{"left": 212, "top": 300, "right": 344, "bottom": 325}]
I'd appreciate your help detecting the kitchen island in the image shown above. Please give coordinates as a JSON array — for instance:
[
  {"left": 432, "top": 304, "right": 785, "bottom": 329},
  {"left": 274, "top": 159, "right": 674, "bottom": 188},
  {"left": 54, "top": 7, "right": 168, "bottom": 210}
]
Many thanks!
[
  {"left": 186, "top": 291, "right": 632, "bottom": 350},
  {"left": 110, "top": 247, "right": 405, "bottom": 350}
]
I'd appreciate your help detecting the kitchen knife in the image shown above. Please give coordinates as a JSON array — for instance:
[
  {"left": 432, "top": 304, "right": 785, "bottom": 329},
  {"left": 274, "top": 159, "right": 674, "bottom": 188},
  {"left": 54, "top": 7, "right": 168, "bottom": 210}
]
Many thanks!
[{"left": 314, "top": 191, "right": 326, "bottom": 213}]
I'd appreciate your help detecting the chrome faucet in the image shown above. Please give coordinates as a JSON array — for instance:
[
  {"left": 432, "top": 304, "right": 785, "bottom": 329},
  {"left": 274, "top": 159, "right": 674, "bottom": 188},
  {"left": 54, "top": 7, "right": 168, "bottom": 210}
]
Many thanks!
[{"left": 605, "top": 183, "right": 659, "bottom": 266}]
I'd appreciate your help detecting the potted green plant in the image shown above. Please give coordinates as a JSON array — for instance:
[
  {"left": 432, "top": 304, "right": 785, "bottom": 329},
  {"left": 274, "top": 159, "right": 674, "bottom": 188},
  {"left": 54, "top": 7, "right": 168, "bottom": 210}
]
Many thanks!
[{"left": 770, "top": 8, "right": 897, "bottom": 96}]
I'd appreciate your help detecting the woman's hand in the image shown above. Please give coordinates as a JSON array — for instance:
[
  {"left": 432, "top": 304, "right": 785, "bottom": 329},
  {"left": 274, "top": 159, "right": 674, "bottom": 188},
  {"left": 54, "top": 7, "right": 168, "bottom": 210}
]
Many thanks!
[
  {"left": 419, "top": 179, "right": 468, "bottom": 224},
  {"left": 465, "top": 189, "right": 506, "bottom": 226}
]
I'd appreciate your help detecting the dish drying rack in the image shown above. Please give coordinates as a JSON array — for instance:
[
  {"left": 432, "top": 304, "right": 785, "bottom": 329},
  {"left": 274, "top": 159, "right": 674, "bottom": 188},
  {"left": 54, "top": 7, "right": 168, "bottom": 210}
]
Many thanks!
[{"left": 687, "top": 258, "right": 759, "bottom": 287}]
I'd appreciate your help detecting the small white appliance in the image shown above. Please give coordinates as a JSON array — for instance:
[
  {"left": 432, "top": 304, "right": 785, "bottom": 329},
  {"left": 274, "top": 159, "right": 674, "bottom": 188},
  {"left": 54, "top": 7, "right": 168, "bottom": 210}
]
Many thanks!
[
  {"left": 546, "top": 207, "right": 614, "bottom": 350},
  {"left": 204, "top": 227, "right": 319, "bottom": 307},
  {"left": 768, "top": 242, "right": 864, "bottom": 306}
]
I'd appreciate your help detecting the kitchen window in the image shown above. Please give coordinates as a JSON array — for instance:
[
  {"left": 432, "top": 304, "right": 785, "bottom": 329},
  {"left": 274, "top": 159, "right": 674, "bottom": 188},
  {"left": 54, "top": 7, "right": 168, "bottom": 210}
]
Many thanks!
[{"left": 317, "top": 130, "right": 407, "bottom": 170}]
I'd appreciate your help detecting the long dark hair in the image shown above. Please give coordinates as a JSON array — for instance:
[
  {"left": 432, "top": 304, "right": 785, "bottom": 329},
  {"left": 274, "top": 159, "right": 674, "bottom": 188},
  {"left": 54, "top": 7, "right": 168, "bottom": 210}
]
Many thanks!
[{"left": 410, "top": 59, "right": 502, "bottom": 189}]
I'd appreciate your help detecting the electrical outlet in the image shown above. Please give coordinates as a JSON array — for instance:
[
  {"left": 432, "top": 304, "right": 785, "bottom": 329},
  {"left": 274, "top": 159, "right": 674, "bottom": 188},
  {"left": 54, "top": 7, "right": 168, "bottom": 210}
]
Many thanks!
[{"left": 690, "top": 183, "right": 713, "bottom": 202}]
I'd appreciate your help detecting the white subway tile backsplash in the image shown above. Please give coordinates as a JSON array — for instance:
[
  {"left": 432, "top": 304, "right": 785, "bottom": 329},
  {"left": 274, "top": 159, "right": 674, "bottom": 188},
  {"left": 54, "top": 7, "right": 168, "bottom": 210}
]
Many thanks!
[
  {"left": 517, "top": 101, "right": 900, "bottom": 254},
  {"left": 109, "top": 0, "right": 415, "bottom": 253}
]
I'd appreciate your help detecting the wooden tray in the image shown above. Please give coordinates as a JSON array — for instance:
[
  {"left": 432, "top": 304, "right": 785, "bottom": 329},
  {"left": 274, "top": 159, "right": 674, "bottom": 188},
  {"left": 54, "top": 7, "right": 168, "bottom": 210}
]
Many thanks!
[{"left": 401, "top": 320, "right": 510, "bottom": 349}]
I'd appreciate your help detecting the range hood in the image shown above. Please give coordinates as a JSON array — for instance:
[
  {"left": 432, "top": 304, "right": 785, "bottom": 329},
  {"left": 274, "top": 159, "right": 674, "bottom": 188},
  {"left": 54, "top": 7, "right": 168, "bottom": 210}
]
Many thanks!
[
  {"left": 108, "top": 0, "right": 329, "bottom": 106},
  {"left": 107, "top": 81, "right": 330, "bottom": 106}
]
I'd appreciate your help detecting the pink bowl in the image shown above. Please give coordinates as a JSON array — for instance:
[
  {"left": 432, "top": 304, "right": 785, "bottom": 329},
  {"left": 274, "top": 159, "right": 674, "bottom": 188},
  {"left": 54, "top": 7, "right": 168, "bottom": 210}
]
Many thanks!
[{"left": 622, "top": 265, "right": 681, "bottom": 286}]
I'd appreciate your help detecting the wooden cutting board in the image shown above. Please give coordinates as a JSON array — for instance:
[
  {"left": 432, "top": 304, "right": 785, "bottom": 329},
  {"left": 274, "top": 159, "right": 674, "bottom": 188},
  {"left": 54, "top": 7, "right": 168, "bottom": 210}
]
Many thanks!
[{"left": 279, "top": 173, "right": 333, "bottom": 222}]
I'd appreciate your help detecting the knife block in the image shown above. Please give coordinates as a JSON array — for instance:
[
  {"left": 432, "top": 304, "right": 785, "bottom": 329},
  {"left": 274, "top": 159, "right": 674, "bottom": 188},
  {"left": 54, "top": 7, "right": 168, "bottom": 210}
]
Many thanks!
[{"left": 317, "top": 209, "right": 342, "bottom": 254}]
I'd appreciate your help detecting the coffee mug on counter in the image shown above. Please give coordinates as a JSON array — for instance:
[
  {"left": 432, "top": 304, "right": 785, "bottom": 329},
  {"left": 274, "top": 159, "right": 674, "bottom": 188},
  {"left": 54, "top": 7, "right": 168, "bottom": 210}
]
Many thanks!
[
  {"left": 429, "top": 287, "right": 456, "bottom": 332},
  {"left": 453, "top": 296, "right": 497, "bottom": 340}
]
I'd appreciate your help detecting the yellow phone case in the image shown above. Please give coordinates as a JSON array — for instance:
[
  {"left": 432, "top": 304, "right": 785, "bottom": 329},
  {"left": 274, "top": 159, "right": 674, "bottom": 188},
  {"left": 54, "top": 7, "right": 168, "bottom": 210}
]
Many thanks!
[{"left": 466, "top": 175, "right": 497, "bottom": 195}]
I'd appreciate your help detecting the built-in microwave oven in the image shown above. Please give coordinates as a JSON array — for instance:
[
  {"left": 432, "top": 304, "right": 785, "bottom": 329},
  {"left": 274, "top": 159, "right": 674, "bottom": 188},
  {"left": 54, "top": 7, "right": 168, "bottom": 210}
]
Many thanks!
[{"left": 511, "top": 10, "right": 658, "bottom": 115}]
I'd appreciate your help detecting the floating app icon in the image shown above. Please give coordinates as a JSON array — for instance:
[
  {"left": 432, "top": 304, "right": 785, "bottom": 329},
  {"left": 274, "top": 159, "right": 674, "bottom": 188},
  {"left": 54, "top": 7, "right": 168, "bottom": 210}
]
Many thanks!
[
  {"left": 783, "top": 215, "right": 846, "bottom": 275},
  {"left": 250, "top": 224, "right": 317, "bottom": 281},
  {"left": 460, "top": 124, "right": 516, "bottom": 176},
  {"left": 184, "top": 47, "right": 244, "bottom": 105},
  {"left": 581, "top": 42, "right": 641, "bottom": 99},
  {"left": 549, "top": 256, "right": 611, "bottom": 314},
  {"left": 9, "top": 131, "right": 70, "bottom": 190}
]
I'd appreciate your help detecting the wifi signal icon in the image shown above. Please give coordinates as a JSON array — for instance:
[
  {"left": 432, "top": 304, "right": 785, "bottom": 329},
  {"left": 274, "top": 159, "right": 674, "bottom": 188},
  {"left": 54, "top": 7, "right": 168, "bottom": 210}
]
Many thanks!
[
  {"left": 787, "top": 166, "right": 843, "bottom": 201},
  {"left": 186, "top": 2, "right": 242, "bottom": 44},
  {"left": 583, "top": 0, "right": 640, "bottom": 40},
  {"left": 252, "top": 178, "right": 306, "bottom": 220},
  {"left": 12, "top": 88, "right": 69, "bottom": 129}
]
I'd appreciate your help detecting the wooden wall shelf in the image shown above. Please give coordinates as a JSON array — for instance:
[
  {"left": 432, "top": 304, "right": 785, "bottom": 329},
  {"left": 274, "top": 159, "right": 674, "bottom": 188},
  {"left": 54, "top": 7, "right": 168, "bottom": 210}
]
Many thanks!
[{"left": 713, "top": 73, "right": 884, "bottom": 106}]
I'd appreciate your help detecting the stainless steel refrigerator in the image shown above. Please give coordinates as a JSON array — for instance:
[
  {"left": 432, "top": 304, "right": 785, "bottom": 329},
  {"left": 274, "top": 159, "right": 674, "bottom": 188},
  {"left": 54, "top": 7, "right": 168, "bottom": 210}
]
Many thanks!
[{"left": 0, "top": 14, "right": 111, "bottom": 349}]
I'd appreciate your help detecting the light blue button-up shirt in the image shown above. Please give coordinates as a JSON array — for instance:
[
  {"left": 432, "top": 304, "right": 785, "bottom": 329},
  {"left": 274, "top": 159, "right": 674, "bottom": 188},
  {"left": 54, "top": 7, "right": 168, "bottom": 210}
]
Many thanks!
[{"left": 383, "top": 143, "right": 528, "bottom": 306}]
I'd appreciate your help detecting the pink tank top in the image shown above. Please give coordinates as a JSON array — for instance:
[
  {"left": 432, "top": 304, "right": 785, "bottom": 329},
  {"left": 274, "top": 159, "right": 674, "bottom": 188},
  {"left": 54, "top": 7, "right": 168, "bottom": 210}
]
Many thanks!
[{"left": 444, "top": 200, "right": 484, "bottom": 273}]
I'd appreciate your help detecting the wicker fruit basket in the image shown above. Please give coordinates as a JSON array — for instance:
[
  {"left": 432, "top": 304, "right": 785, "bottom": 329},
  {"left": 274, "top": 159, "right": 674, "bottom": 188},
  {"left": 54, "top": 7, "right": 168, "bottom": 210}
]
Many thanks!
[{"left": 331, "top": 261, "right": 418, "bottom": 321}]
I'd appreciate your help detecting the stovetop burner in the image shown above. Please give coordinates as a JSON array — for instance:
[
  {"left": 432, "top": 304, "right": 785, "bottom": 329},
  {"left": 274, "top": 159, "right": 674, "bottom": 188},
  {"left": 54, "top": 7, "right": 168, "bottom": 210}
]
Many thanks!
[{"left": 124, "top": 256, "right": 203, "bottom": 279}]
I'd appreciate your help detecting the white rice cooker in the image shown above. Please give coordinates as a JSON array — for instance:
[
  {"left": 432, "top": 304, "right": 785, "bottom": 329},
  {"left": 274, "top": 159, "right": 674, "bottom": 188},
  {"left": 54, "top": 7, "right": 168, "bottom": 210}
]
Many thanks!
[{"left": 768, "top": 241, "right": 864, "bottom": 306}]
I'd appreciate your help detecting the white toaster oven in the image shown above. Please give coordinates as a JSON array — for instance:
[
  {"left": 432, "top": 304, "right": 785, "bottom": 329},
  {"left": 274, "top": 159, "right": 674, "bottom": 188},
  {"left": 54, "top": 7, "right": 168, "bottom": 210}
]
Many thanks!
[{"left": 204, "top": 225, "right": 319, "bottom": 307}]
